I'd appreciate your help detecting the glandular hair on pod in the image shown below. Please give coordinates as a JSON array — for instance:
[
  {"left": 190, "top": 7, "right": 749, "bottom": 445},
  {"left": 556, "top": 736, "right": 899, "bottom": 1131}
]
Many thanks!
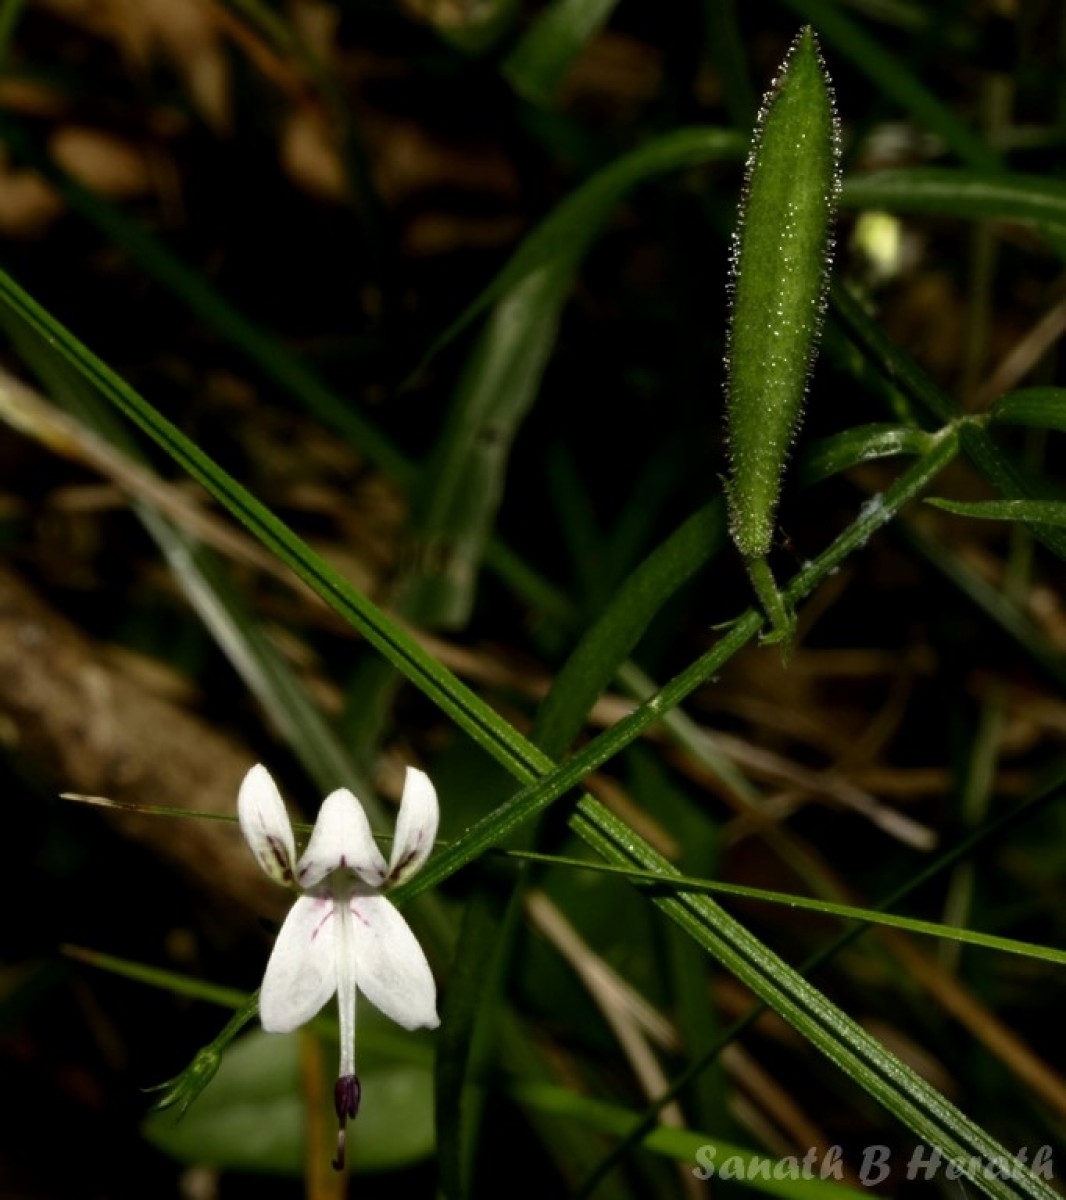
[{"left": 724, "top": 27, "right": 841, "bottom": 561}]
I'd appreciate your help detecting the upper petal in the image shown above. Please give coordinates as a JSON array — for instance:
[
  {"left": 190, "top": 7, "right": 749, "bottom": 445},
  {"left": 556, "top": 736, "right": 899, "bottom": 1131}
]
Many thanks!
[
  {"left": 297, "top": 788, "right": 388, "bottom": 889},
  {"left": 238, "top": 764, "right": 297, "bottom": 886},
  {"left": 386, "top": 767, "right": 439, "bottom": 886},
  {"left": 347, "top": 894, "right": 439, "bottom": 1030},
  {"left": 259, "top": 893, "right": 339, "bottom": 1031}
]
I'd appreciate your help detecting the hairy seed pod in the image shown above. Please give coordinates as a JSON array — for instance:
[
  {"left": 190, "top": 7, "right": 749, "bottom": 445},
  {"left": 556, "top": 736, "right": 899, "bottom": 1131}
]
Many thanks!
[{"left": 725, "top": 27, "right": 840, "bottom": 563}]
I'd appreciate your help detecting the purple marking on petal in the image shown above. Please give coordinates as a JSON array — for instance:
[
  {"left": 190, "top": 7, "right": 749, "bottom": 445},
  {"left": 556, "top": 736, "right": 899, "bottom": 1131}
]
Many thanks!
[
  {"left": 310, "top": 902, "right": 335, "bottom": 942},
  {"left": 267, "top": 836, "right": 293, "bottom": 881}
]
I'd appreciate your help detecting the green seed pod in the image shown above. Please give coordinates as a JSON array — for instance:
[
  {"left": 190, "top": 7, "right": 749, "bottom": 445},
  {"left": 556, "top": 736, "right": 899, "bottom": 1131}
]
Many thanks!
[{"left": 725, "top": 27, "right": 840, "bottom": 563}]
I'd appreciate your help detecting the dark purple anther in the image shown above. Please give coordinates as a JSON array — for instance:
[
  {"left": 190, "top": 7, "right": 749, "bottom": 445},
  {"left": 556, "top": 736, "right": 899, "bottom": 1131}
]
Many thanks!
[{"left": 331, "top": 1073, "right": 362, "bottom": 1171}]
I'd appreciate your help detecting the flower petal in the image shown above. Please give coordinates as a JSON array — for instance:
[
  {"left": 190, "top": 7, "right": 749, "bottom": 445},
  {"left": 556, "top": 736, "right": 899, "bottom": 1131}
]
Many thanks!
[
  {"left": 297, "top": 788, "right": 388, "bottom": 889},
  {"left": 259, "top": 894, "right": 339, "bottom": 1031},
  {"left": 387, "top": 767, "right": 439, "bottom": 885},
  {"left": 347, "top": 895, "right": 439, "bottom": 1030},
  {"left": 238, "top": 764, "right": 297, "bottom": 886}
]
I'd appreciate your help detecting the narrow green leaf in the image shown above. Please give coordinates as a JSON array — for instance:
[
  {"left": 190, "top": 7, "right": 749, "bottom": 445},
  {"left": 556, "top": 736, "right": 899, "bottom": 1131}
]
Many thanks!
[
  {"left": 533, "top": 499, "right": 727, "bottom": 755},
  {"left": 406, "top": 127, "right": 743, "bottom": 629},
  {"left": 426, "top": 126, "right": 745, "bottom": 361},
  {"left": 405, "top": 266, "right": 568, "bottom": 629},
  {"left": 513, "top": 1082, "right": 870, "bottom": 1199},
  {"left": 926, "top": 496, "right": 1066, "bottom": 526},
  {"left": 502, "top": 0, "right": 621, "bottom": 104},
  {"left": 491, "top": 849, "right": 1066, "bottom": 967},
  {"left": 571, "top": 800, "right": 1058, "bottom": 1200},
  {"left": 832, "top": 286, "right": 1066, "bottom": 562},
  {"left": 831, "top": 283, "right": 956, "bottom": 424},
  {"left": 841, "top": 170, "right": 1066, "bottom": 233},
  {"left": 797, "top": 423, "right": 935, "bottom": 488},
  {"left": 957, "top": 422, "right": 1066, "bottom": 562},
  {"left": 990, "top": 388, "right": 1066, "bottom": 432},
  {"left": 780, "top": 0, "right": 999, "bottom": 170}
]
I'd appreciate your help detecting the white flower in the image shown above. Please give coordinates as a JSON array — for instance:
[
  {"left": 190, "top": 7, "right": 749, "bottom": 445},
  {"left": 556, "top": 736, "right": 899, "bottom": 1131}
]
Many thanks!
[{"left": 238, "top": 763, "right": 440, "bottom": 1169}]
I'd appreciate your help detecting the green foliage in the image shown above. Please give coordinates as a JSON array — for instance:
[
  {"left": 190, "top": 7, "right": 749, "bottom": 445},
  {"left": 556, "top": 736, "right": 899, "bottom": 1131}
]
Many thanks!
[
  {"left": 144, "top": 1026, "right": 435, "bottom": 1174},
  {"left": 2, "top": 5, "right": 1065, "bottom": 1199}
]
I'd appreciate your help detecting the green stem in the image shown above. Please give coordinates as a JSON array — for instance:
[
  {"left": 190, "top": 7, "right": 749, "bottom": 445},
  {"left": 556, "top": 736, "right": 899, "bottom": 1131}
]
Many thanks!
[{"left": 744, "top": 553, "right": 796, "bottom": 645}]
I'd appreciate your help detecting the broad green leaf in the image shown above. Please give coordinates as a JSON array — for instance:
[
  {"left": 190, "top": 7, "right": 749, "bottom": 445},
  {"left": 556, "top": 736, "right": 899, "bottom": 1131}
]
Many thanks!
[{"left": 144, "top": 1027, "right": 435, "bottom": 1174}]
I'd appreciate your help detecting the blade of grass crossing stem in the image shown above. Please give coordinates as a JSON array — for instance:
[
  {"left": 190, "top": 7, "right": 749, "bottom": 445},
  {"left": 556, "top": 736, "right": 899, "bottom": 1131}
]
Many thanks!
[
  {"left": 780, "top": 0, "right": 1000, "bottom": 170},
  {"left": 402, "top": 433, "right": 960, "bottom": 901},
  {"left": 501, "top": 0, "right": 622, "bottom": 104},
  {"left": 0, "top": 259, "right": 956, "bottom": 883},
  {"left": 577, "top": 763, "right": 1066, "bottom": 1198},
  {"left": 3, "top": 275, "right": 1035, "bottom": 1197},
  {"left": 571, "top": 799, "right": 1057, "bottom": 1200}
]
